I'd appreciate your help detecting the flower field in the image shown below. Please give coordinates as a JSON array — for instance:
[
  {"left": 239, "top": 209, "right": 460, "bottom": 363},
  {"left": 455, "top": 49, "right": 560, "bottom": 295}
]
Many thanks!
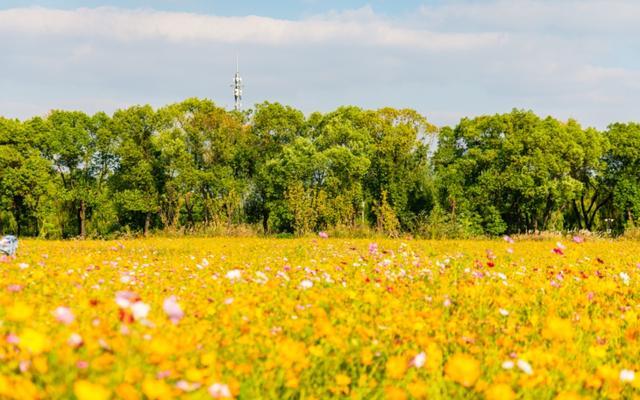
[{"left": 1, "top": 237, "right": 639, "bottom": 399}]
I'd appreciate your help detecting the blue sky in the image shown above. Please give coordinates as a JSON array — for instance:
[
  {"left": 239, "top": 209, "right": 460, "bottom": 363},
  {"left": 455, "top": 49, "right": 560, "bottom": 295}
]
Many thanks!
[
  {"left": 0, "top": 1, "right": 430, "bottom": 18},
  {"left": 1, "top": 1, "right": 639, "bottom": 128}
]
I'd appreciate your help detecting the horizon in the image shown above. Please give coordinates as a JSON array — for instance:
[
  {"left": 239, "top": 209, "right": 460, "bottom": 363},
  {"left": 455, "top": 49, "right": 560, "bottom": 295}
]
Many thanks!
[{"left": 1, "top": 1, "right": 639, "bottom": 129}]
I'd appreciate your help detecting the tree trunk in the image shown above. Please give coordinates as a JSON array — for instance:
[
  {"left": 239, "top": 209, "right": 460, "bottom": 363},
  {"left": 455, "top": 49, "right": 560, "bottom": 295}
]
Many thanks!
[
  {"left": 78, "top": 200, "right": 86, "bottom": 239},
  {"left": 144, "top": 212, "right": 151, "bottom": 237},
  {"left": 262, "top": 211, "right": 269, "bottom": 233},
  {"left": 572, "top": 200, "right": 584, "bottom": 230}
]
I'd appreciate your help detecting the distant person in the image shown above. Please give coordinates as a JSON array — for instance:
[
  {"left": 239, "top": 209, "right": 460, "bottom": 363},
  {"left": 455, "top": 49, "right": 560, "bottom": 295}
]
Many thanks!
[{"left": 0, "top": 235, "right": 18, "bottom": 257}]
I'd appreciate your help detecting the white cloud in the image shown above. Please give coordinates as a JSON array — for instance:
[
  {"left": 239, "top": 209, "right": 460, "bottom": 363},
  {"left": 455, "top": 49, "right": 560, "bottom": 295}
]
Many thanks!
[
  {"left": 0, "top": 2, "right": 638, "bottom": 129},
  {"left": 418, "top": 0, "right": 640, "bottom": 34},
  {"left": 0, "top": 6, "right": 504, "bottom": 50}
]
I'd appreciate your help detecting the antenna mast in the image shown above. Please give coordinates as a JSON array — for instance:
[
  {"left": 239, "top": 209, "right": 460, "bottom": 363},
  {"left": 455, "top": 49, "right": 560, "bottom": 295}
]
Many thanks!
[{"left": 232, "top": 56, "right": 243, "bottom": 111}]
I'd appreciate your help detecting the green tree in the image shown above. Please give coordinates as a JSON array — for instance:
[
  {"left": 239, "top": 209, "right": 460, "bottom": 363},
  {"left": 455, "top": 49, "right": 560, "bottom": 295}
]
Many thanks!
[{"left": 111, "top": 105, "right": 164, "bottom": 235}]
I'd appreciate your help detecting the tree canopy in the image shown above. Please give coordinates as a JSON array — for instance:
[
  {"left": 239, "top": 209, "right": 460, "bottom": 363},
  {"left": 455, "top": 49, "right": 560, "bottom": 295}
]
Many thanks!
[{"left": 0, "top": 101, "right": 637, "bottom": 238}]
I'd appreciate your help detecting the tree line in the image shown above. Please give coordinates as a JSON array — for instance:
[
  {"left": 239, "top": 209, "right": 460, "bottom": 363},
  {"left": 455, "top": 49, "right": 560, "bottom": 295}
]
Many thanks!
[{"left": 0, "top": 99, "right": 638, "bottom": 238}]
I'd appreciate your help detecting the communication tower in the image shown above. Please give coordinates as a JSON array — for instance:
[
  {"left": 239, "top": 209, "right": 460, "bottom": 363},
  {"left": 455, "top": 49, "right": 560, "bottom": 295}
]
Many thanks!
[{"left": 232, "top": 57, "right": 243, "bottom": 111}]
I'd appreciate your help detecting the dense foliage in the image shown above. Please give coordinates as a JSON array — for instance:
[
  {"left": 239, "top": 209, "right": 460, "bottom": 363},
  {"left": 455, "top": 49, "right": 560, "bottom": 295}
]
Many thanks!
[{"left": 0, "top": 100, "right": 638, "bottom": 237}]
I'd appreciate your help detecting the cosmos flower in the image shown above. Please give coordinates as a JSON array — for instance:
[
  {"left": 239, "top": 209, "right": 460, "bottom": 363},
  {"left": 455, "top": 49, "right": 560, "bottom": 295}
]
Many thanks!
[
  {"left": 445, "top": 353, "right": 481, "bottom": 387},
  {"left": 300, "top": 279, "right": 313, "bottom": 289},
  {"left": 225, "top": 269, "right": 242, "bottom": 281},
  {"left": 620, "top": 369, "right": 635, "bottom": 383},
  {"left": 130, "top": 301, "right": 150, "bottom": 321},
  {"left": 517, "top": 359, "right": 533, "bottom": 375},
  {"left": 411, "top": 352, "right": 426, "bottom": 368},
  {"left": 208, "top": 383, "right": 232, "bottom": 398},
  {"left": 163, "top": 296, "right": 184, "bottom": 324},
  {"left": 53, "top": 306, "right": 75, "bottom": 325}
]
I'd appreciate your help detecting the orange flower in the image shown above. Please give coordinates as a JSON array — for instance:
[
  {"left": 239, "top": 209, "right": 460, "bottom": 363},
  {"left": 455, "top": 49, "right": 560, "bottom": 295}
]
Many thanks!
[
  {"left": 485, "top": 383, "right": 515, "bottom": 400},
  {"left": 445, "top": 353, "right": 481, "bottom": 387},
  {"left": 386, "top": 356, "right": 407, "bottom": 379}
]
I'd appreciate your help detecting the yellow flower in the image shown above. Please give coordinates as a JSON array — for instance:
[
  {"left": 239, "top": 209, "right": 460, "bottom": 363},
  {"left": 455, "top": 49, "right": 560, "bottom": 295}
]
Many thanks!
[
  {"left": 407, "top": 381, "right": 429, "bottom": 399},
  {"left": 19, "top": 329, "right": 51, "bottom": 355},
  {"left": 6, "top": 301, "right": 33, "bottom": 321},
  {"left": 386, "top": 356, "right": 407, "bottom": 380},
  {"left": 445, "top": 353, "right": 481, "bottom": 387},
  {"left": 485, "top": 383, "right": 516, "bottom": 400},
  {"left": 361, "top": 348, "right": 374, "bottom": 366},
  {"left": 33, "top": 356, "right": 48, "bottom": 373},
  {"left": 116, "top": 383, "right": 140, "bottom": 400},
  {"left": 336, "top": 374, "right": 351, "bottom": 386},
  {"left": 148, "top": 337, "right": 173, "bottom": 360},
  {"left": 142, "top": 378, "right": 173, "bottom": 400},
  {"left": 0, "top": 376, "right": 10, "bottom": 397},
  {"left": 74, "top": 380, "right": 111, "bottom": 400},
  {"left": 588, "top": 345, "right": 607, "bottom": 358},
  {"left": 543, "top": 317, "right": 573, "bottom": 341},
  {"left": 384, "top": 386, "right": 407, "bottom": 400},
  {"left": 554, "top": 391, "right": 585, "bottom": 400},
  {"left": 124, "top": 367, "right": 143, "bottom": 383}
]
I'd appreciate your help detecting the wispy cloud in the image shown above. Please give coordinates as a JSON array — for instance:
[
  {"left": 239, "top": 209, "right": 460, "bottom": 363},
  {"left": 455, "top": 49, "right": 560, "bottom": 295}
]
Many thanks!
[
  {"left": 418, "top": 0, "right": 640, "bottom": 34},
  {"left": 0, "top": 6, "right": 505, "bottom": 50}
]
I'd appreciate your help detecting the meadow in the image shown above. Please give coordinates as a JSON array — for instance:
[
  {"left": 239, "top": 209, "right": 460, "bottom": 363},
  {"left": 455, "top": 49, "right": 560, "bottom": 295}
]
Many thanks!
[{"left": 1, "top": 237, "right": 639, "bottom": 399}]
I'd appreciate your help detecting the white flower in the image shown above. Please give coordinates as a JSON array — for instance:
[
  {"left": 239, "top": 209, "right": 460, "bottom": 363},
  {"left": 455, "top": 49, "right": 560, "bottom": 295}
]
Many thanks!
[
  {"left": 517, "top": 359, "right": 533, "bottom": 375},
  {"left": 620, "top": 272, "right": 630, "bottom": 286},
  {"left": 18, "top": 263, "right": 29, "bottom": 269},
  {"left": 620, "top": 369, "right": 636, "bottom": 383},
  {"left": 501, "top": 360, "right": 514, "bottom": 370},
  {"left": 115, "top": 291, "right": 138, "bottom": 308},
  {"left": 499, "top": 308, "right": 509, "bottom": 316},
  {"left": 254, "top": 271, "right": 269, "bottom": 285},
  {"left": 131, "top": 301, "right": 150, "bottom": 320},
  {"left": 225, "top": 269, "right": 242, "bottom": 281},
  {"left": 300, "top": 279, "right": 313, "bottom": 289},
  {"left": 412, "top": 352, "right": 426, "bottom": 368},
  {"left": 68, "top": 333, "right": 83, "bottom": 348},
  {"left": 208, "top": 383, "right": 232, "bottom": 398}
]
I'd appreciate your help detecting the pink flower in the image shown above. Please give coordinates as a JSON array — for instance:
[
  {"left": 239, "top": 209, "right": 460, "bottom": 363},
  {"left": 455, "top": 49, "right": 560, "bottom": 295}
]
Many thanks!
[
  {"left": 572, "top": 236, "right": 585, "bottom": 243},
  {"left": 163, "top": 296, "right": 184, "bottom": 324},
  {"left": 53, "top": 306, "right": 75, "bottom": 325},
  {"left": 369, "top": 242, "right": 379, "bottom": 255},
  {"left": 318, "top": 231, "right": 329, "bottom": 239},
  {"left": 19, "top": 360, "right": 30, "bottom": 373},
  {"left": 7, "top": 284, "right": 22, "bottom": 292},
  {"left": 503, "top": 235, "right": 515, "bottom": 244},
  {"left": 208, "top": 383, "right": 232, "bottom": 398},
  {"left": 176, "top": 380, "right": 201, "bottom": 392},
  {"left": 115, "top": 291, "right": 139, "bottom": 308},
  {"left": 6, "top": 333, "right": 19, "bottom": 344}
]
